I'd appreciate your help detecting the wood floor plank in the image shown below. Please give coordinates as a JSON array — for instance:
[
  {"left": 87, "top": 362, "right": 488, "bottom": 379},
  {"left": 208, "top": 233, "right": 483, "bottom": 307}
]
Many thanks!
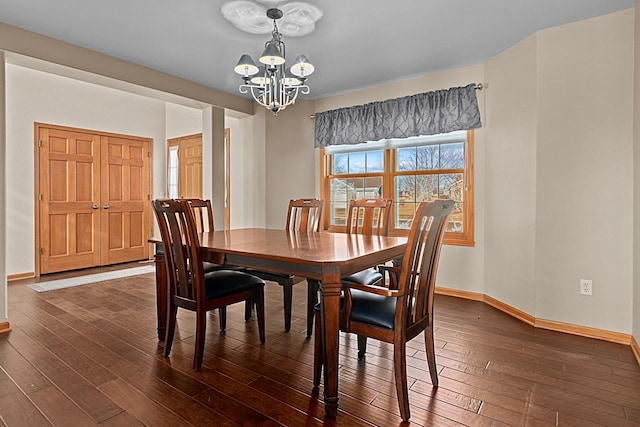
[
  {"left": 97, "top": 411, "right": 146, "bottom": 427},
  {"left": 98, "top": 378, "right": 193, "bottom": 427},
  {"left": 0, "top": 367, "right": 51, "bottom": 427},
  {"left": 28, "top": 385, "right": 99, "bottom": 427},
  {"left": 0, "top": 343, "right": 53, "bottom": 395}
]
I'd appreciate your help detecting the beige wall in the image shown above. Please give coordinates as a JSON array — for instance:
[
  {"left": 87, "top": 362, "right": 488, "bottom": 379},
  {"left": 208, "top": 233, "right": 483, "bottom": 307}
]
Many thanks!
[
  {"left": 226, "top": 114, "right": 267, "bottom": 229},
  {"left": 165, "top": 103, "right": 202, "bottom": 141},
  {"left": 535, "top": 10, "right": 634, "bottom": 332},
  {"left": 264, "top": 100, "right": 317, "bottom": 229},
  {"left": 484, "top": 35, "right": 538, "bottom": 314},
  {"left": 634, "top": 0, "right": 640, "bottom": 345},
  {"left": 0, "top": 52, "right": 7, "bottom": 323}
]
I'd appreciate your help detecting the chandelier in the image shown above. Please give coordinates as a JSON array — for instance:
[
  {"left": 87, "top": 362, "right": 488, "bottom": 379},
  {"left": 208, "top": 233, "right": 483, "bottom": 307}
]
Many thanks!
[{"left": 233, "top": 8, "right": 315, "bottom": 115}]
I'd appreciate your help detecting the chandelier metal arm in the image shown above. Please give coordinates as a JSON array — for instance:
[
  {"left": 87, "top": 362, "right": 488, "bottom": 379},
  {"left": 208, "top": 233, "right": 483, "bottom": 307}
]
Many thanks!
[{"left": 239, "top": 82, "right": 310, "bottom": 113}]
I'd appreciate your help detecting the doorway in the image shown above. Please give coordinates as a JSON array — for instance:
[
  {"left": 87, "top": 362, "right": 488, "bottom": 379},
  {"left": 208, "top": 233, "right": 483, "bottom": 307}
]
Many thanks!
[
  {"left": 35, "top": 123, "right": 152, "bottom": 275},
  {"left": 167, "top": 133, "right": 203, "bottom": 199},
  {"left": 167, "top": 130, "right": 231, "bottom": 229}
]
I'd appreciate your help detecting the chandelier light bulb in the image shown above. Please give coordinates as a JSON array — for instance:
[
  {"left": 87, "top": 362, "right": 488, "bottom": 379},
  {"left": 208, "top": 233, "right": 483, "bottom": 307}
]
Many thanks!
[
  {"left": 234, "top": 54, "right": 259, "bottom": 77},
  {"left": 290, "top": 54, "right": 314, "bottom": 78}
]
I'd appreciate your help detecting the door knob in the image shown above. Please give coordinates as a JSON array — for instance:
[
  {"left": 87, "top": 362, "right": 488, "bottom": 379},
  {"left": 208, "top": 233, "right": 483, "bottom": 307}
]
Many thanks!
[
  {"left": 91, "top": 205, "right": 98, "bottom": 210},
  {"left": 103, "top": 204, "right": 110, "bottom": 209}
]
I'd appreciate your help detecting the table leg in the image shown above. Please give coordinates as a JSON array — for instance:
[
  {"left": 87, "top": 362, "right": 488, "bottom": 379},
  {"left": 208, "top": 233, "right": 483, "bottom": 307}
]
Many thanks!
[
  {"left": 320, "top": 267, "right": 341, "bottom": 418},
  {"left": 154, "top": 245, "right": 167, "bottom": 341}
]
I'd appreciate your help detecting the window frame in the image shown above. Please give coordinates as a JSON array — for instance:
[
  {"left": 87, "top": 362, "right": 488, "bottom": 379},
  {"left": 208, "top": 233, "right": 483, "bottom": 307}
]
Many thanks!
[{"left": 320, "top": 130, "right": 474, "bottom": 246}]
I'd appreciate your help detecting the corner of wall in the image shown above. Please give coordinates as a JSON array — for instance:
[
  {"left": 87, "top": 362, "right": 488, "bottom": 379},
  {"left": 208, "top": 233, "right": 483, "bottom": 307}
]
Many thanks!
[
  {"left": 632, "top": 0, "right": 640, "bottom": 348},
  {"left": 0, "top": 51, "right": 7, "bottom": 323}
]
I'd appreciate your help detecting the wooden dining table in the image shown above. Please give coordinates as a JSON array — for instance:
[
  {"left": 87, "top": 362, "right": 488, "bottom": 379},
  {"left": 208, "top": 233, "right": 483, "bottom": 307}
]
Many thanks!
[{"left": 151, "top": 227, "right": 407, "bottom": 418}]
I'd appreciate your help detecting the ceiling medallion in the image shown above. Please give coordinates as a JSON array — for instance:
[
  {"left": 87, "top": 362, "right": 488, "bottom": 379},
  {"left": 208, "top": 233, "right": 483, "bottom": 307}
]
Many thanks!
[{"left": 221, "top": 1, "right": 323, "bottom": 37}]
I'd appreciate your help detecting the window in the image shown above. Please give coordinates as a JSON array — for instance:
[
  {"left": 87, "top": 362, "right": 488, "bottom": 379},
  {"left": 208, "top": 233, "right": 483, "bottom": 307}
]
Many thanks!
[
  {"left": 321, "top": 130, "right": 474, "bottom": 246},
  {"left": 167, "top": 144, "right": 179, "bottom": 198}
]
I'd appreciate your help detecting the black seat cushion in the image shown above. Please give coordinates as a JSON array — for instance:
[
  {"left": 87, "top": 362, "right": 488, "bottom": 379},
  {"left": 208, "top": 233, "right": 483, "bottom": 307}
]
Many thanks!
[
  {"left": 203, "top": 262, "right": 226, "bottom": 274},
  {"left": 204, "top": 270, "right": 265, "bottom": 300},
  {"left": 349, "top": 289, "right": 397, "bottom": 330},
  {"left": 314, "top": 289, "right": 397, "bottom": 331},
  {"left": 341, "top": 268, "right": 383, "bottom": 287}
]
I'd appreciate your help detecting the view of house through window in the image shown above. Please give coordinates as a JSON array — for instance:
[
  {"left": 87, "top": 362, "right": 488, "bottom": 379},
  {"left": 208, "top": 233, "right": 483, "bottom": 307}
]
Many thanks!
[{"left": 322, "top": 130, "right": 474, "bottom": 246}]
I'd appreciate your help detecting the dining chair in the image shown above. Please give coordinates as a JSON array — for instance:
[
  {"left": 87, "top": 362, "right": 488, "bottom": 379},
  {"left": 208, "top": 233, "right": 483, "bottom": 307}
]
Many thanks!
[
  {"left": 245, "top": 198, "right": 324, "bottom": 336},
  {"left": 306, "top": 198, "right": 393, "bottom": 337},
  {"left": 152, "top": 199, "right": 266, "bottom": 371},
  {"left": 341, "top": 198, "right": 393, "bottom": 287},
  {"left": 313, "top": 199, "right": 454, "bottom": 421}
]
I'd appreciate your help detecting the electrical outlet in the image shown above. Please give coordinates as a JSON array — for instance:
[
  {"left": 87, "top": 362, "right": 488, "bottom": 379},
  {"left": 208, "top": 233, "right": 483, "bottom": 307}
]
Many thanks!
[{"left": 580, "top": 279, "right": 592, "bottom": 296}]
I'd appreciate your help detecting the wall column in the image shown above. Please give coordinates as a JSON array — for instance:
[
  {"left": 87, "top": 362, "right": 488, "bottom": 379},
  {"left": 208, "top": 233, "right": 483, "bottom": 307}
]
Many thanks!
[
  {"left": 0, "top": 52, "right": 10, "bottom": 334},
  {"left": 202, "top": 106, "right": 225, "bottom": 228}
]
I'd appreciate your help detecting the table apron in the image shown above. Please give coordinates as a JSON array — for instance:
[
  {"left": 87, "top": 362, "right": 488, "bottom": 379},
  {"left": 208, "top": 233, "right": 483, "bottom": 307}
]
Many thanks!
[{"left": 223, "top": 252, "right": 401, "bottom": 281}]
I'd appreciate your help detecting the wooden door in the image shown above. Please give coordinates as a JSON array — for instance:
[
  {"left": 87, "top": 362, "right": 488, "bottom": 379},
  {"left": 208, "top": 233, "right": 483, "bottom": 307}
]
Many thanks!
[
  {"left": 38, "top": 125, "right": 151, "bottom": 274},
  {"left": 100, "top": 135, "right": 150, "bottom": 264},
  {"left": 38, "top": 127, "right": 101, "bottom": 274},
  {"left": 167, "top": 134, "right": 203, "bottom": 199},
  {"left": 179, "top": 134, "right": 203, "bottom": 199}
]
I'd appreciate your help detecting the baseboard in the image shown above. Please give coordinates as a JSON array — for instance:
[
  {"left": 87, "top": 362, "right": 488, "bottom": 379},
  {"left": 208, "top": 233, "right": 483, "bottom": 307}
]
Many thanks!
[
  {"left": 483, "top": 294, "right": 535, "bottom": 326},
  {"left": 7, "top": 272, "right": 35, "bottom": 281},
  {"left": 535, "top": 318, "right": 631, "bottom": 345},
  {"left": 0, "top": 322, "right": 11, "bottom": 335},
  {"left": 435, "top": 286, "right": 483, "bottom": 301},
  {"left": 632, "top": 336, "right": 640, "bottom": 366},
  {"left": 436, "top": 287, "right": 535, "bottom": 326},
  {"left": 437, "top": 286, "right": 636, "bottom": 359}
]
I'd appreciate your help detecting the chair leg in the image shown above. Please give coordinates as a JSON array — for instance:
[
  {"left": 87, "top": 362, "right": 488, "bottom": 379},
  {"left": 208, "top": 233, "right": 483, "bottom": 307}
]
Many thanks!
[
  {"left": 219, "top": 307, "right": 227, "bottom": 334},
  {"left": 312, "top": 306, "right": 323, "bottom": 387},
  {"left": 424, "top": 323, "right": 439, "bottom": 387},
  {"left": 357, "top": 335, "right": 367, "bottom": 359},
  {"left": 244, "top": 300, "right": 253, "bottom": 321},
  {"left": 193, "top": 309, "right": 207, "bottom": 371},
  {"left": 394, "top": 341, "right": 410, "bottom": 421},
  {"left": 306, "top": 280, "right": 319, "bottom": 338},
  {"left": 255, "top": 289, "right": 266, "bottom": 344},
  {"left": 164, "top": 303, "right": 178, "bottom": 357},
  {"left": 283, "top": 283, "right": 293, "bottom": 332}
]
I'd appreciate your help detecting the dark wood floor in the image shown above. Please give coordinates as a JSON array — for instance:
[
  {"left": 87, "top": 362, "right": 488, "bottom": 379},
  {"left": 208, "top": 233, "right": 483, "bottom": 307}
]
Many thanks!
[{"left": 1, "top": 265, "right": 639, "bottom": 426}]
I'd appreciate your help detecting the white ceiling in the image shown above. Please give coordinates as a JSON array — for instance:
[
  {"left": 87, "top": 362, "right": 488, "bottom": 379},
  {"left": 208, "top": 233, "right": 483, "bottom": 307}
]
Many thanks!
[{"left": 0, "top": 0, "right": 635, "bottom": 99}]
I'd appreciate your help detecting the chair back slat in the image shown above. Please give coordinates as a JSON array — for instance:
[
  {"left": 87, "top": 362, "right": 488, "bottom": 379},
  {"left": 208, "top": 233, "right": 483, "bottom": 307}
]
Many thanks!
[
  {"left": 397, "top": 200, "right": 453, "bottom": 330},
  {"left": 181, "top": 198, "right": 214, "bottom": 232},
  {"left": 346, "top": 198, "right": 392, "bottom": 236},
  {"left": 152, "top": 199, "right": 205, "bottom": 302},
  {"left": 286, "top": 198, "right": 324, "bottom": 232}
]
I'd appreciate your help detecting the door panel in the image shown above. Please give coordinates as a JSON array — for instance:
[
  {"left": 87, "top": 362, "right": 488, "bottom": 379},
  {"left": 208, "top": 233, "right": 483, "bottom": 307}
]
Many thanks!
[
  {"left": 179, "top": 135, "right": 203, "bottom": 199},
  {"left": 39, "top": 127, "right": 101, "bottom": 274},
  {"left": 100, "top": 135, "right": 150, "bottom": 265}
]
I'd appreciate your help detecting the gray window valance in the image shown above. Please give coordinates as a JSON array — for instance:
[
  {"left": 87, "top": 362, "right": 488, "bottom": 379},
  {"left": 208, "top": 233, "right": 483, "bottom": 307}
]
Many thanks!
[{"left": 314, "top": 83, "right": 482, "bottom": 148}]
